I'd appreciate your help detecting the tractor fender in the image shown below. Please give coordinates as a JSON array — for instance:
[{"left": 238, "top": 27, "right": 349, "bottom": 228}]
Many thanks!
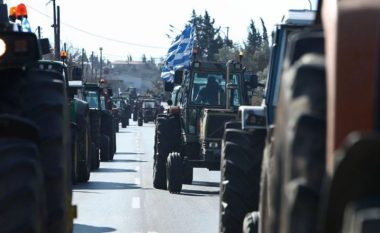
[{"left": 72, "top": 98, "right": 89, "bottom": 129}]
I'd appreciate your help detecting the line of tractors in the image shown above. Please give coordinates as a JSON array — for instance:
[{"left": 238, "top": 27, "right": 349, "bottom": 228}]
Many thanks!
[
  {"left": 154, "top": 1, "right": 380, "bottom": 233},
  {"left": 0, "top": 2, "right": 140, "bottom": 232}
]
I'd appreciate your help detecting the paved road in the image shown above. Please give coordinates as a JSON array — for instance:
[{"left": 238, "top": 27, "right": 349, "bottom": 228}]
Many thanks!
[{"left": 73, "top": 121, "right": 221, "bottom": 233}]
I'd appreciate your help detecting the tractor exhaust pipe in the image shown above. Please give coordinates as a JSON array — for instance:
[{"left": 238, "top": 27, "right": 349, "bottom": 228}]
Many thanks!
[{"left": 226, "top": 60, "right": 232, "bottom": 109}]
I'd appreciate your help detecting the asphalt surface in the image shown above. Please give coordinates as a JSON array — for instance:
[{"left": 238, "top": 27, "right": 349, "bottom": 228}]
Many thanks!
[{"left": 73, "top": 120, "right": 221, "bottom": 233}]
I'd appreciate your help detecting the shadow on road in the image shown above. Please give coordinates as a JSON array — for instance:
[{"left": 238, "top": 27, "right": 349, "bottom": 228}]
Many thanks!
[
  {"left": 180, "top": 189, "right": 219, "bottom": 197},
  {"left": 191, "top": 181, "right": 220, "bottom": 187},
  {"left": 111, "top": 159, "right": 148, "bottom": 163},
  {"left": 73, "top": 223, "right": 116, "bottom": 233},
  {"left": 92, "top": 168, "right": 137, "bottom": 173},
  {"left": 73, "top": 181, "right": 140, "bottom": 190}
]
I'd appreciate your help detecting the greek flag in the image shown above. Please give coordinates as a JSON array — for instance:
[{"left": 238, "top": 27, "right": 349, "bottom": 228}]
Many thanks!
[
  {"left": 161, "top": 25, "right": 194, "bottom": 82},
  {"left": 21, "top": 17, "right": 31, "bottom": 32}
]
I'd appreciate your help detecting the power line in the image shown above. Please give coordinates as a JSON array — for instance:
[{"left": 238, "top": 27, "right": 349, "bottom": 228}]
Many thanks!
[{"left": 27, "top": 4, "right": 168, "bottom": 50}]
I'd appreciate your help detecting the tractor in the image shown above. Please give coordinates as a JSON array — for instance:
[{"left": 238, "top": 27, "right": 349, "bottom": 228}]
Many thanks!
[
  {"left": 0, "top": 2, "right": 75, "bottom": 232},
  {"left": 153, "top": 55, "right": 248, "bottom": 194},
  {"left": 218, "top": 10, "right": 319, "bottom": 233}
]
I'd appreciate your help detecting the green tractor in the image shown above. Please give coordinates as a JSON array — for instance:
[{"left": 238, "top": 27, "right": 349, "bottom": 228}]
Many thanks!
[
  {"left": 84, "top": 83, "right": 116, "bottom": 162},
  {"left": 141, "top": 98, "right": 158, "bottom": 123},
  {"left": 153, "top": 58, "right": 246, "bottom": 194},
  {"left": 67, "top": 80, "right": 93, "bottom": 182},
  {"left": 218, "top": 10, "right": 324, "bottom": 233},
  {"left": 0, "top": 2, "right": 75, "bottom": 231},
  {"left": 113, "top": 96, "right": 130, "bottom": 128}
]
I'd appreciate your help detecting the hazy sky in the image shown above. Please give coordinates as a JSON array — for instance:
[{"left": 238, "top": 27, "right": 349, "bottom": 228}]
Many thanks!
[{"left": 6, "top": 0, "right": 318, "bottom": 62}]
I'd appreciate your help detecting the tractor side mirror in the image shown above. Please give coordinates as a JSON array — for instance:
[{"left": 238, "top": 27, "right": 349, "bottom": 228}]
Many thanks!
[
  {"left": 38, "top": 38, "right": 51, "bottom": 55},
  {"left": 174, "top": 70, "right": 183, "bottom": 85},
  {"left": 164, "top": 81, "right": 174, "bottom": 92},
  {"left": 71, "top": 67, "right": 83, "bottom": 80}
]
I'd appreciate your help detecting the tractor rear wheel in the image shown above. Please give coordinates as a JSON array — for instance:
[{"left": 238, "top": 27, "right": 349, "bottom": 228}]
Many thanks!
[
  {"left": 100, "top": 135, "right": 110, "bottom": 162},
  {"left": 166, "top": 152, "right": 183, "bottom": 194},
  {"left": 270, "top": 53, "right": 326, "bottom": 233}
]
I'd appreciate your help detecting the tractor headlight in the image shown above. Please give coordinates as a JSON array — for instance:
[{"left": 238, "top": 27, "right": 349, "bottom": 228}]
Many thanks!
[
  {"left": 209, "top": 142, "right": 219, "bottom": 149},
  {"left": 0, "top": 38, "right": 6, "bottom": 57}
]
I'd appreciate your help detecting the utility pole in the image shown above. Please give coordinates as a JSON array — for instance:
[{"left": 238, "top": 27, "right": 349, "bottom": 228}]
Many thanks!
[
  {"left": 99, "top": 47, "right": 103, "bottom": 82},
  {"left": 37, "top": 26, "right": 41, "bottom": 39},
  {"left": 49, "top": 0, "right": 59, "bottom": 60},
  {"left": 226, "top": 26, "right": 229, "bottom": 41},
  {"left": 91, "top": 51, "right": 94, "bottom": 81},
  {"left": 81, "top": 48, "right": 85, "bottom": 81},
  {"left": 57, "top": 5, "right": 60, "bottom": 60},
  {"left": 49, "top": 0, "right": 60, "bottom": 60}
]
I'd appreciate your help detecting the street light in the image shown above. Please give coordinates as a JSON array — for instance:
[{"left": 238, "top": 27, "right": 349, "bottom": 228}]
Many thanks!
[{"left": 99, "top": 47, "right": 103, "bottom": 82}]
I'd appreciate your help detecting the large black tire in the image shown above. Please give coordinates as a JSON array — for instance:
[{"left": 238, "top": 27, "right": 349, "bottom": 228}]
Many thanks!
[
  {"left": 258, "top": 140, "right": 274, "bottom": 233},
  {"left": 138, "top": 118, "right": 143, "bottom": 126},
  {"left": 100, "top": 135, "right": 110, "bottom": 161},
  {"left": 121, "top": 119, "right": 127, "bottom": 128},
  {"left": 23, "top": 65, "right": 73, "bottom": 233},
  {"left": 111, "top": 117, "right": 117, "bottom": 160},
  {"left": 90, "top": 142, "right": 98, "bottom": 170},
  {"left": 115, "top": 120, "right": 119, "bottom": 133},
  {"left": 271, "top": 53, "right": 326, "bottom": 233},
  {"left": 166, "top": 152, "right": 183, "bottom": 194},
  {"left": 101, "top": 113, "right": 115, "bottom": 160},
  {"left": 71, "top": 125, "right": 79, "bottom": 184},
  {"left": 182, "top": 164, "right": 193, "bottom": 185},
  {"left": 0, "top": 116, "right": 46, "bottom": 233},
  {"left": 77, "top": 117, "right": 91, "bottom": 183},
  {"left": 153, "top": 115, "right": 168, "bottom": 190},
  {"left": 153, "top": 114, "right": 181, "bottom": 190},
  {"left": 219, "top": 129, "right": 265, "bottom": 233},
  {"left": 94, "top": 145, "right": 100, "bottom": 169},
  {"left": 89, "top": 110, "right": 101, "bottom": 170}
]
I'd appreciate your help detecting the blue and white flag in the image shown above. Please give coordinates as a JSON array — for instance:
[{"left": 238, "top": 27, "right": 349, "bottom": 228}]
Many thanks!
[
  {"left": 161, "top": 25, "right": 194, "bottom": 82},
  {"left": 21, "top": 17, "right": 32, "bottom": 32}
]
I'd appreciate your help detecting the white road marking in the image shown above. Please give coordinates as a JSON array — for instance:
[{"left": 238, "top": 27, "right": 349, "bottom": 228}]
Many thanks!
[
  {"left": 132, "top": 197, "right": 141, "bottom": 209},
  {"left": 134, "top": 178, "right": 141, "bottom": 185},
  {"left": 135, "top": 166, "right": 140, "bottom": 172}
]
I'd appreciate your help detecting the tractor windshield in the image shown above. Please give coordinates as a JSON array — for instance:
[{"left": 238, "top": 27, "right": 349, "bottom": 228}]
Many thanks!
[
  {"left": 191, "top": 72, "right": 241, "bottom": 107},
  {"left": 86, "top": 91, "right": 99, "bottom": 109},
  {"left": 143, "top": 101, "right": 155, "bottom": 108}
]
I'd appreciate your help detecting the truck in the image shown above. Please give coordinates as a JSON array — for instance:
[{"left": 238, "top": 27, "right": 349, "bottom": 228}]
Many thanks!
[{"left": 153, "top": 54, "right": 249, "bottom": 194}]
